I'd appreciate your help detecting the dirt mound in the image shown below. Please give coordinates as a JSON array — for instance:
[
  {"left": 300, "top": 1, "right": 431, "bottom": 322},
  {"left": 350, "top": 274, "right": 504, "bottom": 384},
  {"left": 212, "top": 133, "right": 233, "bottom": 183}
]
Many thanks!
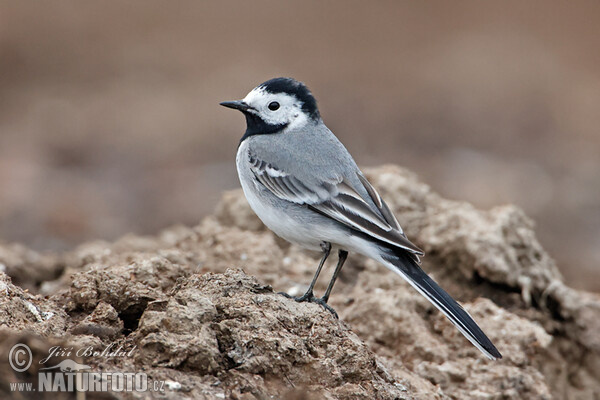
[{"left": 1, "top": 165, "right": 598, "bottom": 399}]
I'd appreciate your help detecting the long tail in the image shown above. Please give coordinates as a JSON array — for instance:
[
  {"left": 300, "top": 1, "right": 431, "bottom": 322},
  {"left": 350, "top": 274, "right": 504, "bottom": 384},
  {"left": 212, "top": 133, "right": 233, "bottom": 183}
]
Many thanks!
[{"left": 380, "top": 249, "right": 502, "bottom": 360}]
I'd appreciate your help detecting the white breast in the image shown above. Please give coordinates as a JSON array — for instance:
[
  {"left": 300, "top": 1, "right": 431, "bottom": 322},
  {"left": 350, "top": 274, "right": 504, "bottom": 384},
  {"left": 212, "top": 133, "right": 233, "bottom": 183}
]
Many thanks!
[{"left": 235, "top": 141, "right": 324, "bottom": 251}]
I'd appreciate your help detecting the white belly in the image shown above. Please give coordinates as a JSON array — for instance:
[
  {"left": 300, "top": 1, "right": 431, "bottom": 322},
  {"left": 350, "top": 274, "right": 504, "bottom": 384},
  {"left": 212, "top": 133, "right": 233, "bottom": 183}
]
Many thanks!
[{"left": 235, "top": 141, "right": 325, "bottom": 251}]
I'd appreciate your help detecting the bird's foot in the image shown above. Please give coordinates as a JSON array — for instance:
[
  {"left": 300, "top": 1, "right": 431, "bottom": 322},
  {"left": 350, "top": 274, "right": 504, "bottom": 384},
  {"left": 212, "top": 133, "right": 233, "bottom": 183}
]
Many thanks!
[{"left": 278, "top": 291, "right": 338, "bottom": 319}]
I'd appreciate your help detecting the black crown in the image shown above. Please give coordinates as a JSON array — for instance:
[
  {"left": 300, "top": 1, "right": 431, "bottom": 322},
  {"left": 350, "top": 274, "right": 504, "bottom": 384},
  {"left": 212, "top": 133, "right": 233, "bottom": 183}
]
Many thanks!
[{"left": 258, "top": 77, "right": 320, "bottom": 120}]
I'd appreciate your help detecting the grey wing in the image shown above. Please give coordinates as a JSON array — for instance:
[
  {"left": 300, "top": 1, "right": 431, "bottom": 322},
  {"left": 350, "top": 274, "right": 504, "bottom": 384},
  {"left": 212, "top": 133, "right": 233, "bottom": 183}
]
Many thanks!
[{"left": 248, "top": 154, "right": 424, "bottom": 258}]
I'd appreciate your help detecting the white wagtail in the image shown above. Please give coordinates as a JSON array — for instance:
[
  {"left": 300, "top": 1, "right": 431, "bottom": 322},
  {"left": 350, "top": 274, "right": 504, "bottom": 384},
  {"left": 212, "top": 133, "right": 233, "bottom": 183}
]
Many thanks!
[{"left": 221, "top": 77, "right": 501, "bottom": 360}]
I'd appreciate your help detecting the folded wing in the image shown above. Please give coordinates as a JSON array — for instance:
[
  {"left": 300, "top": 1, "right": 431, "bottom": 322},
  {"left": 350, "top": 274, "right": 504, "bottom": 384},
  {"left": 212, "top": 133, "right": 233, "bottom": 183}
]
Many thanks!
[{"left": 248, "top": 153, "right": 423, "bottom": 257}]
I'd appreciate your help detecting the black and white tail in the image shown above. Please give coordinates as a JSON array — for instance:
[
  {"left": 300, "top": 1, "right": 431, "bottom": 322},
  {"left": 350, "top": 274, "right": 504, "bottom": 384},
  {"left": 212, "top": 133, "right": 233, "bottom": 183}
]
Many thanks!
[{"left": 381, "top": 249, "right": 502, "bottom": 360}]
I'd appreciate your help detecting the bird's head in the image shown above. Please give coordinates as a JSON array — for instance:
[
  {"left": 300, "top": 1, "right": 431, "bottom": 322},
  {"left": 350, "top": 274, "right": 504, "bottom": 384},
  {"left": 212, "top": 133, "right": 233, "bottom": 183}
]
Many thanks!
[{"left": 221, "top": 77, "right": 320, "bottom": 141}]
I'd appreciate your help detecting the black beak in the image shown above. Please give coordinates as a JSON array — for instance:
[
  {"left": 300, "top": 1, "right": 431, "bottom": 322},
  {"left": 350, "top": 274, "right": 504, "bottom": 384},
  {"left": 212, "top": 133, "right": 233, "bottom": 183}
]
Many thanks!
[{"left": 220, "top": 100, "right": 252, "bottom": 112}]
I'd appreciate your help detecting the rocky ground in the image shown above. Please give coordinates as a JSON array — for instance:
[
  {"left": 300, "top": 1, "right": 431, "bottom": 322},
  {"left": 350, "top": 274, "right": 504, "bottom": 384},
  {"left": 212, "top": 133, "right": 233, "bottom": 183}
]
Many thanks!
[{"left": 1, "top": 165, "right": 599, "bottom": 399}]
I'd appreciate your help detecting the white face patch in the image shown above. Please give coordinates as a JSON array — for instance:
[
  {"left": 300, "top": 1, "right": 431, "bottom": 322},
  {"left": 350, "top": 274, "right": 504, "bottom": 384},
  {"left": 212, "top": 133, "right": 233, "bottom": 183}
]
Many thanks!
[{"left": 242, "top": 87, "right": 309, "bottom": 131}]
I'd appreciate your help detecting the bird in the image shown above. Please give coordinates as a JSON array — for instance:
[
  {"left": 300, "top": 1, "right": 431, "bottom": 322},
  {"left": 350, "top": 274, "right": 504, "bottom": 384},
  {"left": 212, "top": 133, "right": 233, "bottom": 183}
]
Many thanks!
[{"left": 220, "top": 77, "right": 502, "bottom": 360}]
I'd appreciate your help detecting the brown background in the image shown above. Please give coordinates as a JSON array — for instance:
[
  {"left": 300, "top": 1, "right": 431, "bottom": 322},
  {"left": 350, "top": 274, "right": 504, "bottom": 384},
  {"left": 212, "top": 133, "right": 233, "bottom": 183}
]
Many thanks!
[{"left": 0, "top": 1, "right": 598, "bottom": 291}]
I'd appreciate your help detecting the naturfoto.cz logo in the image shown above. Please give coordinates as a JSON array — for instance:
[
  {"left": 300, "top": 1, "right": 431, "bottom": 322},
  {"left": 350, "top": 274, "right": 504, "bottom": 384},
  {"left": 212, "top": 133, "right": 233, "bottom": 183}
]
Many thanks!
[{"left": 8, "top": 343, "right": 166, "bottom": 393}]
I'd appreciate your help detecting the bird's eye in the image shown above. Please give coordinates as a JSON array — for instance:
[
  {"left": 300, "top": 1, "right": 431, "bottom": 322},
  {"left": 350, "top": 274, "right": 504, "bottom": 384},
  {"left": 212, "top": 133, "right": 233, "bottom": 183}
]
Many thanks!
[{"left": 268, "top": 101, "right": 280, "bottom": 111}]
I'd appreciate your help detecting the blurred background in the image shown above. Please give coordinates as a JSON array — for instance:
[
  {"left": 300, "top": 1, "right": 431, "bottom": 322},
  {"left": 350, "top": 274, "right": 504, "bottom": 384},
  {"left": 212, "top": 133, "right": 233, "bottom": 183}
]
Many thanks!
[{"left": 0, "top": 1, "right": 598, "bottom": 291}]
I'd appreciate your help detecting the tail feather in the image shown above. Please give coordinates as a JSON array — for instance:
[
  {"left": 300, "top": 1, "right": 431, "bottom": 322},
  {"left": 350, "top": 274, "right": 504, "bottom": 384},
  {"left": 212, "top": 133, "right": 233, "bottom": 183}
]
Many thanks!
[{"left": 381, "top": 250, "right": 502, "bottom": 360}]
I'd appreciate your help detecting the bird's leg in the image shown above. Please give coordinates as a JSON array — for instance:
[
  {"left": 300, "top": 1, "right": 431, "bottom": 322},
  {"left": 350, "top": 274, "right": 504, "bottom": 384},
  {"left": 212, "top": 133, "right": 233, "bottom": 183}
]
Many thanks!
[
  {"left": 321, "top": 250, "right": 348, "bottom": 304},
  {"left": 295, "top": 241, "right": 331, "bottom": 301},
  {"left": 279, "top": 242, "right": 340, "bottom": 317}
]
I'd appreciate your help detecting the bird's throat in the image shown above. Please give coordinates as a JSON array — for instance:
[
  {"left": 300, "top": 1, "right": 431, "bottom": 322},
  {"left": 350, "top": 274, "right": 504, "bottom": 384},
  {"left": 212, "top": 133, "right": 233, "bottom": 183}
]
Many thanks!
[{"left": 240, "top": 112, "right": 288, "bottom": 143}]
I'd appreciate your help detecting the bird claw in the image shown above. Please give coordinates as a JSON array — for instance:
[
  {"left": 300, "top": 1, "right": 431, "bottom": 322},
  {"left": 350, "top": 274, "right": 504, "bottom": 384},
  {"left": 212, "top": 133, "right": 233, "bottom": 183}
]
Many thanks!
[{"left": 277, "top": 291, "right": 339, "bottom": 319}]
